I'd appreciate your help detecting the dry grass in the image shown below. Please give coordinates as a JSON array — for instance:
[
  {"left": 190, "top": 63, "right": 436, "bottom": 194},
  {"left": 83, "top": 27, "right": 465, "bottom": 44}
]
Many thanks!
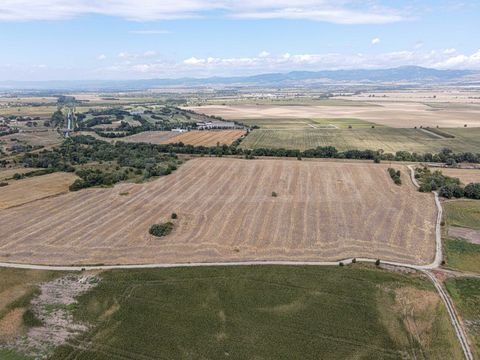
[
  {"left": 0, "top": 158, "right": 436, "bottom": 266},
  {"left": 187, "top": 102, "right": 480, "bottom": 128},
  {"left": 438, "top": 168, "right": 480, "bottom": 185},
  {"left": 163, "top": 130, "right": 246, "bottom": 146},
  {"left": 0, "top": 173, "right": 78, "bottom": 209}
]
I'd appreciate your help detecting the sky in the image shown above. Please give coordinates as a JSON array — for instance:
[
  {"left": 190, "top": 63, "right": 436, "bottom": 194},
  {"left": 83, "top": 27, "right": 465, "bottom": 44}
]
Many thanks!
[{"left": 0, "top": 0, "right": 479, "bottom": 81}]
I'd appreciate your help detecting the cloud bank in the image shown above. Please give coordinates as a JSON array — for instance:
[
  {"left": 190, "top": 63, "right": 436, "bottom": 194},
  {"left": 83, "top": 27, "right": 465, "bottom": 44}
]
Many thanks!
[{"left": 0, "top": 1, "right": 408, "bottom": 24}]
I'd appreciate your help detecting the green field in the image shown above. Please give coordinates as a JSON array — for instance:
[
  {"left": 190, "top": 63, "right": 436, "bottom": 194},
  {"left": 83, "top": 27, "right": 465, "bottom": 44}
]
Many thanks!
[
  {"left": 50, "top": 265, "right": 461, "bottom": 360},
  {"left": 241, "top": 127, "right": 480, "bottom": 153},
  {"left": 445, "top": 277, "right": 480, "bottom": 358},
  {"left": 444, "top": 238, "right": 480, "bottom": 273},
  {"left": 445, "top": 200, "right": 480, "bottom": 230}
]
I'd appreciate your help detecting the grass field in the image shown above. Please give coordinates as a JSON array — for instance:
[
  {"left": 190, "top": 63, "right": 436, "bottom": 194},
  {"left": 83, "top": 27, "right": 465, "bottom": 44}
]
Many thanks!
[
  {"left": 0, "top": 158, "right": 436, "bottom": 266},
  {"left": 444, "top": 238, "right": 480, "bottom": 273},
  {"left": 444, "top": 200, "right": 480, "bottom": 230},
  {"left": 445, "top": 277, "right": 480, "bottom": 358},
  {"left": 0, "top": 172, "right": 78, "bottom": 209},
  {"left": 241, "top": 127, "right": 480, "bottom": 153},
  {"left": 50, "top": 265, "right": 462, "bottom": 360}
]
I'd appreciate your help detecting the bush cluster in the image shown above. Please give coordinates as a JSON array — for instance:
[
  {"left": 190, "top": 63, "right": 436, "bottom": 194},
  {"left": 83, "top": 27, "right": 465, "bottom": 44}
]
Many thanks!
[
  {"left": 149, "top": 222, "right": 174, "bottom": 237},
  {"left": 416, "top": 167, "right": 480, "bottom": 199},
  {"left": 387, "top": 168, "right": 402, "bottom": 185}
]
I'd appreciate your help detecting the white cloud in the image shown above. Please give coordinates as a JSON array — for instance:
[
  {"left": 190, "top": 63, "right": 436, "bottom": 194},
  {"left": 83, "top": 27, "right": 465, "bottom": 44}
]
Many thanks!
[
  {"left": 97, "top": 54, "right": 107, "bottom": 60},
  {"left": 258, "top": 51, "right": 270, "bottom": 58},
  {"left": 129, "top": 29, "right": 171, "bottom": 35},
  {"left": 118, "top": 50, "right": 157, "bottom": 59},
  {"left": 0, "top": 1, "right": 410, "bottom": 24},
  {"left": 443, "top": 48, "right": 457, "bottom": 54},
  {"left": 183, "top": 57, "right": 205, "bottom": 65},
  {"left": 371, "top": 37, "right": 381, "bottom": 45}
]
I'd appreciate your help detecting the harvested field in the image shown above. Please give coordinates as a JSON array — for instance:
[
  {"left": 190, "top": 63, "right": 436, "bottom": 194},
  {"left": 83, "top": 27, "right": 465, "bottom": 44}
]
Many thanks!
[
  {"left": 0, "top": 168, "right": 42, "bottom": 182},
  {"left": 115, "top": 131, "right": 179, "bottom": 144},
  {"left": 439, "top": 168, "right": 480, "bottom": 185},
  {"left": 0, "top": 130, "right": 63, "bottom": 154},
  {"left": 0, "top": 158, "right": 436, "bottom": 266},
  {"left": 163, "top": 130, "right": 246, "bottom": 146},
  {"left": 241, "top": 128, "right": 480, "bottom": 153},
  {"left": 0, "top": 173, "right": 78, "bottom": 209},
  {"left": 186, "top": 102, "right": 480, "bottom": 128}
]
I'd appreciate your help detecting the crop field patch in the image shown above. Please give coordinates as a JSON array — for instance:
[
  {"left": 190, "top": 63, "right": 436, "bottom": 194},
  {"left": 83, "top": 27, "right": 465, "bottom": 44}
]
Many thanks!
[
  {"left": 0, "top": 158, "right": 436, "bottom": 266},
  {"left": 163, "top": 130, "right": 246, "bottom": 146},
  {"left": 439, "top": 168, "right": 480, "bottom": 185},
  {"left": 0, "top": 173, "right": 78, "bottom": 209},
  {"left": 45, "top": 266, "right": 462, "bottom": 360},
  {"left": 186, "top": 102, "right": 480, "bottom": 128},
  {"left": 241, "top": 128, "right": 480, "bottom": 153}
]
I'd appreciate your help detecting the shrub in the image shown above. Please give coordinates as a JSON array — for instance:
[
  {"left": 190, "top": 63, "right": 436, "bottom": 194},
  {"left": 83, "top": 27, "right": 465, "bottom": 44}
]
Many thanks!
[
  {"left": 149, "top": 222, "right": 174, "bottom": 237},
  {"left": 352, "top": 258, "right": 357, "bottom": 264},
  {"left": 464, "top": 183, "right": 480, "bottom": 199},
  {"left": 375, "top": 259, "right": 381, "bottom": 266},
  {"left": 271, "top": 191, "right": 278, "bottom": 197},
  {"left": 171, "top": 213, "right": 178, "bottom": 219},
  {"left": 0, "top": 182, "right": 8, "bottom": 187},
  {"left": 387, "top": 168, "right": 401, "bottom": 185},
  {"left": 22, "top": 309, "right": 43, "bottom": 327}
]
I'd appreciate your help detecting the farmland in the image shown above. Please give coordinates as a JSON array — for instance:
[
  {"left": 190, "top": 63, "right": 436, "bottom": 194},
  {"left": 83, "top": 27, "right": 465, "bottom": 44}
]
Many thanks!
[
  {"left": 0, "top": 172, "right": 78, "bottom": 209},
  {"left": 240, "top": 127, "right": 480, "bottom": 153},
  {"left": 444, "top": 238, "right": 480, "bottom": 273},
  {"left": 445, "top": 277, "right": 480, "bottom": 358},
  {"left": 163, "top": 130, "right": 246, "bottom": 146},
  {"left": 439, "top": 168, "right": 480, "bottom": 185},
  {"left": 49, "top": 265, "right": 462, "bottom": 359},
  {"left": 0, "top": 158, "right": 436, "bottom": 266},
  {"left": 444, "top": 200, "right": 480, "bottom": 230},
  {"left": 0, "top": 268, "right": 59, "bottom": 357},
  {"left": 114, "top": 129, "right": 246, "bottom": 146},
  {"left": 187, "top": 101, "right": 480, "bottom": 128}
]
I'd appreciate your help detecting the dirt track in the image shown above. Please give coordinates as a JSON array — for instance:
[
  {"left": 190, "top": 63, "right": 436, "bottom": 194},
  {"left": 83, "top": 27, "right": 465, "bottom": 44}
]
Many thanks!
[{"left": 0, "top": 158, "right": 436, "bottom": 266}]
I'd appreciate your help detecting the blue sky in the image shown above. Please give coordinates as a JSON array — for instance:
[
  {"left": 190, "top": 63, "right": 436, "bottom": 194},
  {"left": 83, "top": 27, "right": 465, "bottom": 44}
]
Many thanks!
[{"left": 0, "top": 0, "right": 479, "bottom": 80}]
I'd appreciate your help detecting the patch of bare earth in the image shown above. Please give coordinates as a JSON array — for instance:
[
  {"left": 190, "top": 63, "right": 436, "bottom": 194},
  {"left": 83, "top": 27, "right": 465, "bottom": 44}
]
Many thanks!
[
  {"left": 1, "top": 274, "right": 99, "bottom": 358},
  {"left": 449, "top": 227, "right": 480, "bottom": 244}
]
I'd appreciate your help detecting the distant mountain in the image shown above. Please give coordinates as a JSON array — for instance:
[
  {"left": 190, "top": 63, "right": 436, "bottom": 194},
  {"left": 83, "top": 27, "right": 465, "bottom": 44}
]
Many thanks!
[{"left": 1, "top": 66, "right": 478, "bottom": 91}]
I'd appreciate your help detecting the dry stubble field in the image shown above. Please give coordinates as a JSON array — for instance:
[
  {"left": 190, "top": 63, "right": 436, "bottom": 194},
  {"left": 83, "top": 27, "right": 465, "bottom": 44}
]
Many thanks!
[
  {"left": 437, "top": 168, "right": 480, "bottom": 185},
  {"left": 77, "top": 130, "right": 245, "bottom": 146},
  {"left": 0, "top": 158, "right": 436, "bottom": 266},
  {"left": 0, "top": 172, "right": 78, "bottom": 209}
]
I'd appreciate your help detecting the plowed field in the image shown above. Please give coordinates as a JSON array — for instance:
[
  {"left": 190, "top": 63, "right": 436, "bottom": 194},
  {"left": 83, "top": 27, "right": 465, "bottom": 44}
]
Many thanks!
[{"left": 0, "top": 159, "right": 436, "bottom": 265}]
